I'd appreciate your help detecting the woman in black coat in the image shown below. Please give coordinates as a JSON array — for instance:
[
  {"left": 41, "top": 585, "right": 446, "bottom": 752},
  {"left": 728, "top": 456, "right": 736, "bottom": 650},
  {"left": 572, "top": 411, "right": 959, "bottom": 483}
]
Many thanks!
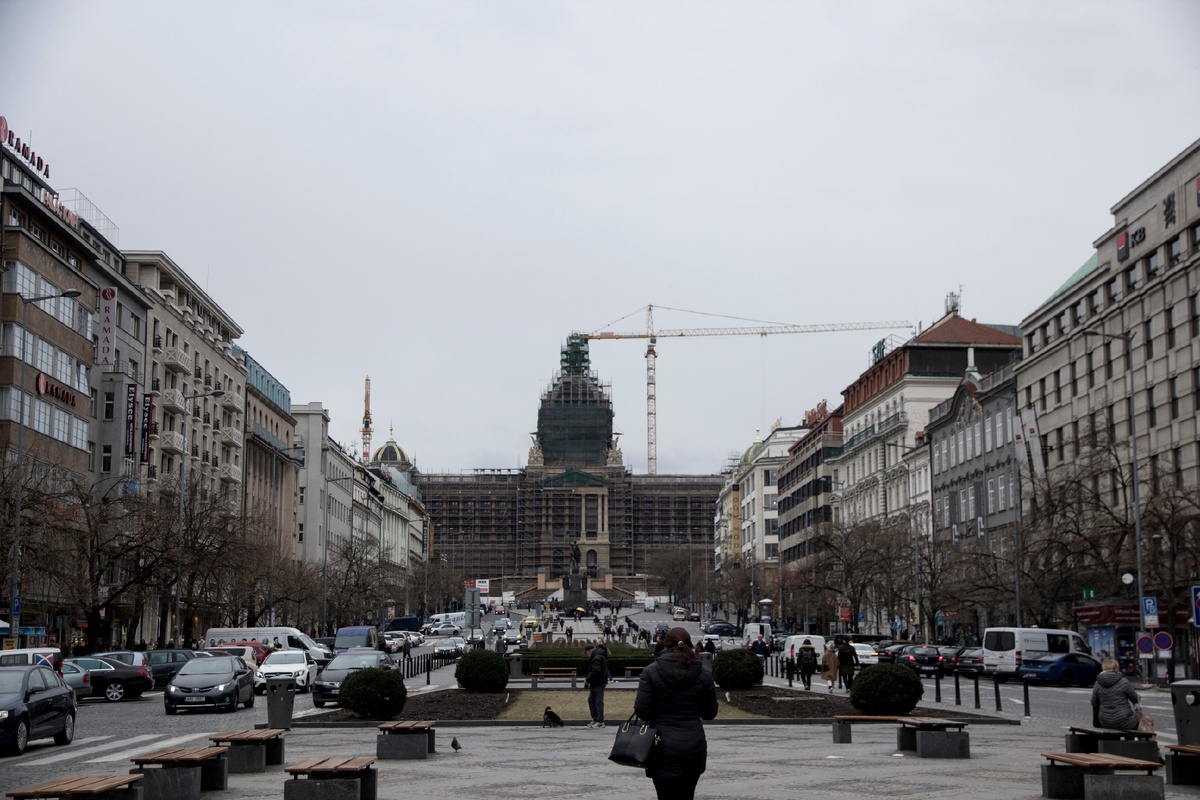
[{"left": 634, "top": 627, "right": 719, "bottom": 800}]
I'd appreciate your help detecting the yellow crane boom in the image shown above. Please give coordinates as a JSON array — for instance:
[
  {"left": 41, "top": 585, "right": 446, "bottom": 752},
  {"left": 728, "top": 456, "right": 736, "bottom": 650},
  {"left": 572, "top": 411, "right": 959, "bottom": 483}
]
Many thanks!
[{"left": 571, "top": 305, "right": 911, "bottom": 475}]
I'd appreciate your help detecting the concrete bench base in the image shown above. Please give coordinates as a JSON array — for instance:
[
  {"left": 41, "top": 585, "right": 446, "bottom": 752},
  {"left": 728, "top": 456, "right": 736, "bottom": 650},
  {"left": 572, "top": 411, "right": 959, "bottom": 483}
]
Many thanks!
[
  {"left": 1042, "top": 763, "right": 1086, "bottom": 798},
  {"left": 1097, "top": 739, "right": 1160, "bottom": 763},
  {"left": 226, "top": 745, "right": 266, "bottom": 774},
  {"left": 832, "top": 721, "right": 853, "bottom": 744},
  {"left": 129, "top": 766, "right": 199, "bottom": 800},
  {"left": 915, "top": 730, "right": 970, "bottom": 759},
  {"left": 377, "top": 733, "right": 427, "bottom": 760},
  {"left": 284, "top": 778, "right": 360, "bottom": 800},
  {"left": 1166, "top": 752, "right": 1200, "bottom": 785},
  {"left": 69, "top": 789, "right": 142, "bottom": 800},
  {"left": 1065, "top": 733, "right": 1095, "bottom": 753},
  {"left": 200, "top": 754, "right": 228, "bottom": 791},
  {"left": 1083, "top": 773, "right": 1164, "bottom": 800}
]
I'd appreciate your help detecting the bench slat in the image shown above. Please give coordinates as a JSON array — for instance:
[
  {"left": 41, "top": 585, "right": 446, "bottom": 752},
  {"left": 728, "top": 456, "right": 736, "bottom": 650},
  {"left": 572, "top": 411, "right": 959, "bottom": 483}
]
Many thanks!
[
  {"left": 1068, "top": 726, "right": 1155, "bottom": 740},
  {"left": 132, "top": 746, "right": 228, "bottom": 765},
  {"left": 212, "top": 728, "right": 285, "bottom": 744},
  {"left": 833, "top": 715, "right": 901, "bottom": 722},
  {"left": 7, "top": 774, "right": 144, "bottom": 798},
  {"left": 1168, "top": 744, "right": 1200, "bottom": 755},
  {"left": 287, "top": 756, "right": 378, "bottom": 776},
  {"left": 1042, "top": 751, "right": 1162, "bottom": 770}
]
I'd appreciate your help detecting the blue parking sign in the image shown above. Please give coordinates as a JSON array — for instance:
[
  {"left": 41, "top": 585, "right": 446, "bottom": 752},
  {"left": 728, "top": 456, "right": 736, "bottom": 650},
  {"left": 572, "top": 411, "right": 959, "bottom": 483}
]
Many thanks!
[
  {"left": 1143, "top": 596, "right": 1158, "bottom": 617},
  {"left": 1192, "top": 586, "right": 1200, "bottom": 627}
]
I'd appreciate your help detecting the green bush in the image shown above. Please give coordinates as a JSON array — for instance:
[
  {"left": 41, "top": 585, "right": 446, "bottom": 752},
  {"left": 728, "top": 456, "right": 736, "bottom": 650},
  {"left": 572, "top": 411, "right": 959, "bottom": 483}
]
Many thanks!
[
  {"left": 849, "top": 664, "right": 924, "bottom": 714},
  {"left": 712, "top": 648, "right": 763, "bottom": 690},
  {"left": 338, "top": 668, "right": 407, "bottom": 719},
  {"left": 455, "top": 649, "right": 509, "bottom": 692}
]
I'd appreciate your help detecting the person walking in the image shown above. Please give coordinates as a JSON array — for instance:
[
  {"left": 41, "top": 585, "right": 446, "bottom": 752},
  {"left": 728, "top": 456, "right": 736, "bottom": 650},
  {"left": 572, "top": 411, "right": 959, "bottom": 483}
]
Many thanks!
[
  {"left": 1092, "top": 658, "right": 1140, "bottom": 731},
  {"left": 784, "top": 649, "right": 797, "bottom": 688},
  {"left": 820, "top": 642, "right": 839, "bottom": 693},
  {"left": 749, "top": 634, "right": 770, "bottom": 657},
  {"left": 565, "top": 625, "right": 574, "bottom": 645},
  {"left": 634, "top": 627, "right": 718, "bottom": 800},
  {"left": 837, "top": 639, "right": 860, "bottom": 691},
  {"left": 585, "top": 643, "right": 610, "bottom": 728},
  {"left": 797, "top": 639, "right": 819, "bottom": 691}
]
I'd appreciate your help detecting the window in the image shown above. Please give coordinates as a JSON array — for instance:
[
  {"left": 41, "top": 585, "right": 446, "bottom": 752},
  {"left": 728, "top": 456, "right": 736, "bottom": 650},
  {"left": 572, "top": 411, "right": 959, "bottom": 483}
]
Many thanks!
[
  {"left": 984, "top": 415, "right": 993, "bottom": 452},
  {"left": 1086, "top": 351, "right": 1095, "bottom": 390},
  {"left": 1039, "top": 377, "right": 1047, "bottom": 411},
  {"left": 101, "top": 445, "right": 113, "bottom": 474},
  {"left": 1125, "top": 265, "right": 1137, "bottom": 292},
  {"left": 299, "top": 487, "right": 305, "bottom": 505},
  {"left": 1104, "top": 342, "right": 1113, "bottom": 380},
  {"left": 987, "top": 479, "right": 995, "bottom": 514},
  {"left": 974, "top": 422, "right": 981, "bottom": 457},
  {"left": 998, "top": 475, "right": 1007, "bottom": 510},
  {"left": 1088, "top": 291, "right": 1099, "bottom": 317},
  {"left": 1147, "top": 252, "right": 1161, "bottom": 278},
  {"left": 1147, "top": 386, "right": 1157, "bottom": 427},
  {"left": 103, "top": 391, "right": 115, "bottom": 420},
  {"left": 967, "top": 486, "right": 975, "bottom": 519},
  {"left": 298, "top": 523, "right": 304, "bottom": 543},
  {"left": 1168, "top": 306, "right": 1177, "bottom": 349},
  {"left": 1144, "top": 320, "right": 1154, "bottom": 359},
  {"left": 1192, "top": 295, "right": 1200, "bottom": 338},
  {"left": 1169, "top": 237, "right": 1182, "bottom": 265},
  {"left": 1107, "top": 278, "right": 1120, "bottom": 304},
  {"left": 1171, "top": 377, "right": 1180, "bottom": 420},
  {"left": 1070, "top": 362, "right": 1078, "bottom": 397},
  {"left": 1054, "top": 371, "right": 1062, "bottom": 405}
]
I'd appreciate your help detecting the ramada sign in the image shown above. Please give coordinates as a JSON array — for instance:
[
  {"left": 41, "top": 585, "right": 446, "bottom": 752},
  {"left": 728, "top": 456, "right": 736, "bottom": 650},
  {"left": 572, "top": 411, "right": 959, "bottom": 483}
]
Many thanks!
[
  {"left": 0, "top": 115, "right": 52, "bottom": 179},
  {"left": 36, "top": 373, "right": 77, "bottom": 408}
]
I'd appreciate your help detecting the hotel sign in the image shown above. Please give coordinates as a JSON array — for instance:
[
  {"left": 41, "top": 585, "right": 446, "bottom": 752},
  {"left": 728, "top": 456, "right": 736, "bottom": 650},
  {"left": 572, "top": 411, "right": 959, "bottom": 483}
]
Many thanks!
[
  {"left": 0, "top": 116, "right": 52, "bottom": 179},
  {"left": 804, "top": 400, "right": 831, "bottom": 427},
  {"left": 97, "top": 287, "right": 117, "bottom": 365},
  {"left": 36, "top": 373, "right": 77, "bottom": 407}
]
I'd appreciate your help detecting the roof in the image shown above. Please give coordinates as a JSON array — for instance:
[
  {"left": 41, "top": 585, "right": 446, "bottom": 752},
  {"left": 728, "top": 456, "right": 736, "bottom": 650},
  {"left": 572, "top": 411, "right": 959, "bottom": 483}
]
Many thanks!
[
  {"left": 912, "top": 314, "right": 1022, "bottom": 347},
  {"left": 1030, "top": 252, "right": 1101, "bottom": 316}
]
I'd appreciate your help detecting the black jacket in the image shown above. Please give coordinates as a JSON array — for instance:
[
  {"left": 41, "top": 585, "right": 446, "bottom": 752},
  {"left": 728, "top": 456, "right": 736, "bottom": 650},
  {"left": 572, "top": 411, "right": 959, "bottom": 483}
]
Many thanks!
[
  {"left": 587, "top": 645, "right": 609, "bottom": 687},
  {"left": 1091, "top": 670, "right": 1138, "bottom": 730},
  {"left": 634, "top": 649, "right": 719, "bottom": 779}
]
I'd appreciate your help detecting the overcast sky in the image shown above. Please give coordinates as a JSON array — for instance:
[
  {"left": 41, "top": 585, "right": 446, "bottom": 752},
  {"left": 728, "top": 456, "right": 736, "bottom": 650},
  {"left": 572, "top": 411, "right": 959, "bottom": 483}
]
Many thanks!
[{"left": 5, "top": 0, "right": 1200, "bottom": 475}]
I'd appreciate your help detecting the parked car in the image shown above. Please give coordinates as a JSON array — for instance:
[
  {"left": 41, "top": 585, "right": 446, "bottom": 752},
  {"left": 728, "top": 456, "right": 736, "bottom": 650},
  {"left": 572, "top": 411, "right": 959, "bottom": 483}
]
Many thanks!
[
  {"left": 688, "top": 610, "right": 702, "bottom": 622},
  {"left": 65, "top": 656, "right": 153, "bottom": 702},
  {"left": 312, "top": 650, "right": 396, "bottom": 708},
  {"left": 431, "top": 622, "right": 461, "bottom": 636},
  {"left": 0, "top": 664, "right": 76, "bottom": 755},
  {"left": 901, "top": 645, "right": 946, "bottom": 677},
  {"left": 60, "top": 661, "right": 92, "bottom": 700},
  {"left": 402, "top": 631, "right": 425, "bottom": 646},
  {"left": 948, "top": 647, "right": 986, "bottom": 674},
  {"left": 1018, "top": 651, "right": 1103, "bottom": 687},
  {"left": 145, "top": 649, "right": 203, "bottom": 689},
  {"left": 877, "top": 644, "right": 913, "bottom": 664},
  {"left": 164, "top": 656, "right": 254, "bottom": 714},
  {"left": 852, "top": 643, "right": 879, "bottom": 667},
  {"left": 701, "top": 634, "right": 724, "bottom": 651},
  {"left": 253, "top": 649, "right": 319, "bottom": 694},
  {"left": 92, "top": 650, "right": 150, "bottom": 670},
  {"left": 381, "top": 632, "right": 405, "bottom": 654},
  {"left": 207, "top": 640, "right": 270, "bottom": 666},
  {"left": 703, "top": 622, "right": 740, "bottom": 637}
]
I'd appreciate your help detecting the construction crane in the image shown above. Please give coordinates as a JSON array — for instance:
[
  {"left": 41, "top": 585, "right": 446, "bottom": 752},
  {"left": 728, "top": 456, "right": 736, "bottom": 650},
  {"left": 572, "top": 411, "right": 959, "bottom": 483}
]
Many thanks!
[{"left": 571, "top": 305, "right": 912, "bottom": 475}]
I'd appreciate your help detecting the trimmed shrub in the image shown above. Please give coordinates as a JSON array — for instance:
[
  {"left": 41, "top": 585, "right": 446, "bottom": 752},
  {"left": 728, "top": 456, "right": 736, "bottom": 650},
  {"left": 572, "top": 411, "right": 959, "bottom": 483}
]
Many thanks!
[
  {"left": 712, "top": 648, "right": 763, "bottom": 690},
  {"left": 849, "top": 664, "right": 923, "bottom": 715},
  {"left": 455, "top": 649, "right": 510, "bottom": 692},
  {"left": 339, "top": 667, "right": 407, "bottom": 719}
]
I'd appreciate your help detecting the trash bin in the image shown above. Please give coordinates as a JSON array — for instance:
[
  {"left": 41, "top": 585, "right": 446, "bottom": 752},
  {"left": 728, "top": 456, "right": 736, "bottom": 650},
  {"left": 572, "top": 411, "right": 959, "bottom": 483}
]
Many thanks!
[
  {"left": 509, "top": 653, "right": 523, "bottom": 678},
  {"left": 266, "top": 677, "right": 296, "bottom": 729},
  {"left": 1169, "top": 680, "right": 1200, "bottom": 745},
  {"left": 699, "top": 652, "right": 715, "bottom": 673}
]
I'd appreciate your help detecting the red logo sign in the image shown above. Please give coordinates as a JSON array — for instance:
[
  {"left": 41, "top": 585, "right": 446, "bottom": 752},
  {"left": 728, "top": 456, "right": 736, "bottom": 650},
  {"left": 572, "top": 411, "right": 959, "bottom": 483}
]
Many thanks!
[{"left": 36, "top": 373, "right": 78, "bottom": 407}]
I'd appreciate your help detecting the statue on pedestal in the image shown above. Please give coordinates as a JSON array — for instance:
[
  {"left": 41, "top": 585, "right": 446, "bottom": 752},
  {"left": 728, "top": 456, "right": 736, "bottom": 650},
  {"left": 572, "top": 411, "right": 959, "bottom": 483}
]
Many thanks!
[{"left": 569, "top": 541, "right": 581, "bottom": 575}]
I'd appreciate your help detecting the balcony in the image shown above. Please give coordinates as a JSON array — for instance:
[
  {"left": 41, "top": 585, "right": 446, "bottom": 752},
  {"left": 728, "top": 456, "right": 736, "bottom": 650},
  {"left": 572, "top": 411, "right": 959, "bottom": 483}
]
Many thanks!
[
  {"left": 149, "top": 421, "right": 160, "bottom": 437},
  {"left": 202, "top": 450, "right": 210, "bottom": 464},
  {"left": 192, "top": 408, "right": 202, "bottom": 420},
  {"left": 191, "top": 444, "right": 200, "bottom": 460},
  {"left": 212, "top": 456, "right": 220, "bottom": 468},
  {"left": 161, "top": 388, "right": 185, "bottom": 413},
  {"left": 159, "top": 431, "right": 184, "bottom": 454},
  {"left": 221, "top": 427, "right": 243, "bottom": 448},
  {"left": 163, "top": 347, "right": 192, "bottom": 374},
  {"left": 151, "top": 377, "right": 160, "bottom": 393},
  {"left": 204, "top": 374, "right": 212, "bottom": 387},
  {"left": 152, "top": 334, "right": 162, "bottom": 352},
  {"left": 193, "top": 367, "right": 202, "bottom": 380},
  {"left": 218, "top": 463, "right": 242, "bottom": 484},
  {"left": 220, "top": 391, "right": 243, "bottom": 411},
  {"left": 203, "top": 412, "right": 211, "bottom": 426}
]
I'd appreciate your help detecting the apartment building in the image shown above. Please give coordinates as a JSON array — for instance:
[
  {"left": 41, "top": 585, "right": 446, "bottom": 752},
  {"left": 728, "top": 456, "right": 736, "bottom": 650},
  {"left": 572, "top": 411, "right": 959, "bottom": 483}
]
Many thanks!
[{"left": 777, "top": 401, "right": 843, "bottom": 569}]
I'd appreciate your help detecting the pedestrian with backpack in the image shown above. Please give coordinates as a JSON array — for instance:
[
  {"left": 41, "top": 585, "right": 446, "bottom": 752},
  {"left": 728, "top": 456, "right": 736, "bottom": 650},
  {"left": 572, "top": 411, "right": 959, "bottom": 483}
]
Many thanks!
[{"left": 797, "top": 639, "right": 819, "bottom": 691}]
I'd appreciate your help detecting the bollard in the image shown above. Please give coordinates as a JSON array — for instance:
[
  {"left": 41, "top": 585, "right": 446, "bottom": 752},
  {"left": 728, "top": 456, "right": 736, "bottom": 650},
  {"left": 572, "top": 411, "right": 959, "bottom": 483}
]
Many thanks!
[
  {"left": 973, "top": 674, "right": 981, "bottom": 709},
  {"left": 1023, "top": 678, "right": 1031, "bottom": 717},
  {"left": 934, "top": 673, "right": 942, "bottom": 703},
  {"left": 993, "top": 675, "right": 1003, "bottom": 712},
  {"left": 954, "top": 672, "right": 961, "bottom": 706},
  {"left": 427, "top": 653, "right": 432, "bottom": 685}
]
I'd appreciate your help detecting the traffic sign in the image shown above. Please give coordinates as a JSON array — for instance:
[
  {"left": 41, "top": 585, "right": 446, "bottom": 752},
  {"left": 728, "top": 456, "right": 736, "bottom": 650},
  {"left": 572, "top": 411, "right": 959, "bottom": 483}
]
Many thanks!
[
  {"left": 11, "top": 596, "right": 20, "bottom": 617},
  {"left": 1143, "top": 596, "right": 1160, "bottom": 629},
  {"left": 1155, "top": 631, "right": 1174, "bottom": 651},
  {"left": 1192, "top": 586, "right": 1200, "bottom": 627},
  {"left": 1137, "top": 635, "right": 1154, "bottom": 657}
]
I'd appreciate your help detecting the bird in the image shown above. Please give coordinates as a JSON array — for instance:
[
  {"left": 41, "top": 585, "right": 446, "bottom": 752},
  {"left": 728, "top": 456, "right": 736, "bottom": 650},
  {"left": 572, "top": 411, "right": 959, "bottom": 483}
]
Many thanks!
[{"left": 450, "top": 737, "right": 462, "bottom": 753}]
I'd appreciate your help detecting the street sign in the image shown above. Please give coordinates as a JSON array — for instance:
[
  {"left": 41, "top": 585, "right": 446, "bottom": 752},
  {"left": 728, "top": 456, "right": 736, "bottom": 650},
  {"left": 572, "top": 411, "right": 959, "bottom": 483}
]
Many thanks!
[
  {"left": 1155, "top": 631, "right": 1174, "bottom": 651},
  {"left": 1083, "top": 588, "right": 1097, "bottom": 599},
  {"left": 1192, "top": 586, "right": 1200, "bottom": 627},
  {"left": 1137, "top": 635, "right": 1154, "bottom": 657},
  {"left": 11, "top": 596, "right": 20, "bottom": 617},
  {"left": 1143, "top": 596, "right": 1160, "bottom": 629}
]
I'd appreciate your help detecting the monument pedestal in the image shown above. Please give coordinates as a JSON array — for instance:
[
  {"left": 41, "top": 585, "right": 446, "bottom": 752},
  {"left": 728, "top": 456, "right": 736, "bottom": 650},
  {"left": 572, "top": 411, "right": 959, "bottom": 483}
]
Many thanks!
[{"left": 562, "top": 573, "right": 588, "bottom": 615}]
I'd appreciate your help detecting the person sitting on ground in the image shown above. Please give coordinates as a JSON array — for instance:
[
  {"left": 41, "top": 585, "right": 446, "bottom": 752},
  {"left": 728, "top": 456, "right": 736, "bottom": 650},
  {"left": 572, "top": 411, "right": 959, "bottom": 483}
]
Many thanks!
[{"left": 1092, "top": 658, "right": 1139, "bottom": 731}]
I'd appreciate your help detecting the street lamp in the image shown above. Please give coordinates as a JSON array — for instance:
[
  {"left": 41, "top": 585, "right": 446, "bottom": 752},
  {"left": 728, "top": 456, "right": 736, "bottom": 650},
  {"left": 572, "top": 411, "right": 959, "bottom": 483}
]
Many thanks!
[
  {"left": 176, "top": 388, "right": 224, "bottom": 646},
  {"left": 322, "top": 474, "right": 355, "bottom": 635},
  {"left": 8, "top": 289, "right": 81, "bottom": 645},
  {"left": 1084, "top": 328, "right": 1146, "bottom": 628},
  {"left": 267, "top": 443, "right": 304, "bottom": 626}
]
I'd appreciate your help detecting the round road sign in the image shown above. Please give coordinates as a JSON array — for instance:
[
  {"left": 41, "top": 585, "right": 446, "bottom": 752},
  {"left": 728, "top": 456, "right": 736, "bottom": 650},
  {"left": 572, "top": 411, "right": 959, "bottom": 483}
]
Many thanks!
[
  {"left": 1137, "top": 636, "right": 1155, "bottom": 654},
  {"left": 1154, "top": 631, "right": 1174, "bottom": 650}
]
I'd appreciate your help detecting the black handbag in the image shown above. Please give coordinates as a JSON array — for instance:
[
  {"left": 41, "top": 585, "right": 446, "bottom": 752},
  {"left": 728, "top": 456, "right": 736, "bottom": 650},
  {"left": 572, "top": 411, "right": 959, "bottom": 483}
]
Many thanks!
[{"left": 608, "top": 713, "right": 661, "bottom": 768}]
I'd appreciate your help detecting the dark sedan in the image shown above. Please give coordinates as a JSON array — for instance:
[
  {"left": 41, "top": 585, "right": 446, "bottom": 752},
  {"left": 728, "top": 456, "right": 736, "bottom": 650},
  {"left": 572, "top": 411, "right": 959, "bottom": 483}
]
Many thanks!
[
  {"left": 704, "top": 622, "right": 740, "bottom": 637},
  {"left": 0, "top": 665, "right": 76, "bottom": 755},
  {"left": 877, "top": 644, "right": 912, "bottom": 664},
  {"left": 1018, "top": 652, "right": 1103, "bottom": 687},
  {"left": 946, "top": 647, "right": 985, "bottom": 675},
  {"left": 901, "top": 645, "right": 946, "bottom": 676},
  {"left": 164, "top": 655, "right": 255, "bottom": 714},
  {"left": 65, "top": 657, "right": 153, "bottom": 702},
  {"left": 145, "top": 649, "right": 203, "bottom": 689},
  {"left": 312, "top": 650, "right": 396, "bottom": 708}
]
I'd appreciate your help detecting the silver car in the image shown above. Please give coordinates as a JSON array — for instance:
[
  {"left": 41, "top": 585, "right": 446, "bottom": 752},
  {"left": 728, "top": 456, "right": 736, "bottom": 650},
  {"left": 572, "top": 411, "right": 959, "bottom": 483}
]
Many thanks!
[{"left": 60, "top": 660, "right": 92, "bottom": 699}]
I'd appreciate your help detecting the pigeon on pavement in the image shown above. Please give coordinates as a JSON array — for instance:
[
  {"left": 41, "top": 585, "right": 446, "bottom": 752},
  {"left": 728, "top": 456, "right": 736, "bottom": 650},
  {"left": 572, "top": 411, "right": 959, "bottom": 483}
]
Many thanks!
[{"left": 450, "top": 737, "right": 462, "bottom": 752}]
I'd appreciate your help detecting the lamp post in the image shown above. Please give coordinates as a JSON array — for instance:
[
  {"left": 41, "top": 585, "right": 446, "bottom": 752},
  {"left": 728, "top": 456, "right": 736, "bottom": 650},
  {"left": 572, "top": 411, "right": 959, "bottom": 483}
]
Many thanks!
[
  {"left": 1085, "top": 328, "right": 1146, "bottom": 629},
  {"left": 267, "top": 443, "right": 304, "bottom": 626},
  {"left": 175, "top": 388, "right": 223, "bottom": 646},
  {"left": 322, "top": 474, "right": 355, "bottom": 635},
  {"left": 8, "top": 289, "right": 81, "bottom": 646}
]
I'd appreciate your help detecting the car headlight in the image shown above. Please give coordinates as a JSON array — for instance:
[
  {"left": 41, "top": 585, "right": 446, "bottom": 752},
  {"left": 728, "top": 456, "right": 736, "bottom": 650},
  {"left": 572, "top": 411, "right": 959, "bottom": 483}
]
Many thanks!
[
  {"left": 293, "top": 670, "right": 305, "bottom": 678},
  {"left": 0, "top": 710, "right": 8, "bottom": 720},
  {"left": 167, "top": 685, "right": 182, "bottom": 694},
  {"left": 216, "top": 682, "right": 232, "bottom": 692}
]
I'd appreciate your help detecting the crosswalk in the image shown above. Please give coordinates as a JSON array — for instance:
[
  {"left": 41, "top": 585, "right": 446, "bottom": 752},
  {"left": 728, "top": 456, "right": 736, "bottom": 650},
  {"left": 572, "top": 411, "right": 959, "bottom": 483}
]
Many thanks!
[{"left": 16, "top": 731, "right": 215, "bottom": 767}]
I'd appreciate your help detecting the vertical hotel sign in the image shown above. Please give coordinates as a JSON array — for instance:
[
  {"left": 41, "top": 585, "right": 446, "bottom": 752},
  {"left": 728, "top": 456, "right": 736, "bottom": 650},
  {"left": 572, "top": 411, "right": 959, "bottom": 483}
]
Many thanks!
[
  {"left": 140, "top": 393, "right": 154, "bottom": 463},
  {"left": 97, "top": 287, "right": 117, "bottom": 366},
  {"left": 125, "top": 385, "right": 138, "bottom": 458}
]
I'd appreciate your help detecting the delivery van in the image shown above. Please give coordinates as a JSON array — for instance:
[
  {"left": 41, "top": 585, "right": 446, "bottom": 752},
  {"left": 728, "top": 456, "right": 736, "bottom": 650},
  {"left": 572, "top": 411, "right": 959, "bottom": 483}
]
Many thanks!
[
  {"left": 781, "top": 635, "right": 826, "bottom": 660},
  {"left": 334, "top": 625, "right": 383, "bottom": 653},
  {"left": 982, "top": 627, "right": 1090, "bottom": 680},
  {"left": 204, "top": 626, "right": 332, "bottom": 666},
  {"left": 743, "top": 622, "right": 773, "bottom": 647}
]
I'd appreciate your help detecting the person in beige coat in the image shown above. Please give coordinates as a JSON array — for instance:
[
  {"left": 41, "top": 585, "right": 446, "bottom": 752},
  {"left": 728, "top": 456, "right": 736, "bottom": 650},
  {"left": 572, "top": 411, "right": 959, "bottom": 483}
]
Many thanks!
[{"left": 820, "top": 642, "right": 840, "bottom": 693}]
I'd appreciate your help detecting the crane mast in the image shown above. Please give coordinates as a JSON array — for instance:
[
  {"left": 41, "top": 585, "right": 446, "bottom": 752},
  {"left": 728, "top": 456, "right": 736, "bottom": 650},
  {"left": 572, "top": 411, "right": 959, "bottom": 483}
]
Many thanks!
[{"left": 573, "top": 305, "right": 912, "bottom": 475}]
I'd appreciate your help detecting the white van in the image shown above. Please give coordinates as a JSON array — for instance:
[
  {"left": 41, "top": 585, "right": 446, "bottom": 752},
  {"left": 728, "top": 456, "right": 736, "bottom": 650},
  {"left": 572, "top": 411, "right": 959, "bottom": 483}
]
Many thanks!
[
  {"left": 743, "top": 622, "right": 773, "bottom": 647},
  {"left": 982, "top": 627, "right": 1090, "bottom": 680},
  {"left": 781, "top": 635, "right": 827, "bottom": 660},
  {"left": 204, "top": 627, "right": 332, "bottom": 666},
  {"left": 643, "top": 597, "right": 658, "bottom": 612}
]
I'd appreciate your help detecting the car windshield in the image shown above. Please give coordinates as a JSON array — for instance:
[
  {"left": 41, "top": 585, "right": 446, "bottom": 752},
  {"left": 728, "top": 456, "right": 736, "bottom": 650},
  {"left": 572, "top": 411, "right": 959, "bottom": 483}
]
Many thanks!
[
  {"left": 264, "top": 651, "right": 305, "bottom": 665},
  {"left": 178, "top": 658, "right": 235, "bottom": 676},
  {"left": 327, "top": 654, "right": 378, "bottom": 670},
  {"left": 0, "top": 670, "right": 26, "bottom": 693}
]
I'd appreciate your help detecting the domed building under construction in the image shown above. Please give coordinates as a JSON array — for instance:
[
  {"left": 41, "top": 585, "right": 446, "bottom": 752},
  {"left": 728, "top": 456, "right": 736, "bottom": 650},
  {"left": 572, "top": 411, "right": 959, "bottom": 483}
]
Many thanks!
[{"left": 378, "top": 337, "right": 721, "bottom": 602}]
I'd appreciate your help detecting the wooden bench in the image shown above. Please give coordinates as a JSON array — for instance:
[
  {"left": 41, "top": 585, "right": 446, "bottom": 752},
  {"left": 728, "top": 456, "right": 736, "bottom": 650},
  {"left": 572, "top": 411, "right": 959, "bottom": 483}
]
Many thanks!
[
  {"left": 210, "top": 729, "right": 286, "bottom": 773},
  {"left": 6, "top": 775, "right": 143, "bottom": 800},
  {"left": 896, "top": 717, "right": 970, "bottom": 758},
  {"left": 625, "top": 665, "right": 647, "bottom": 679},
  {"left": 831, "top": 714, "right": 901, "bottom": 743},
  {"left": 284, "top": 757, "right": 377, "bottom": 800},
  {"left": 1066, "top": 725, "right": 1158, "bottom": 762},
  {"left": 1165, "top": 744, "right": 1200, "bottom": 785},
  {"left": 1041, "top": 752, "right": 1164, "bottom": 799},
  {"left": 531, "top": 667, "right": 577, "bottom": 689},
  {"left": 129, "top": 746, "right": 229, "bottom": 799},
  {"left": 376, "top": 720, "right": 436, "bottom": 759}
]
